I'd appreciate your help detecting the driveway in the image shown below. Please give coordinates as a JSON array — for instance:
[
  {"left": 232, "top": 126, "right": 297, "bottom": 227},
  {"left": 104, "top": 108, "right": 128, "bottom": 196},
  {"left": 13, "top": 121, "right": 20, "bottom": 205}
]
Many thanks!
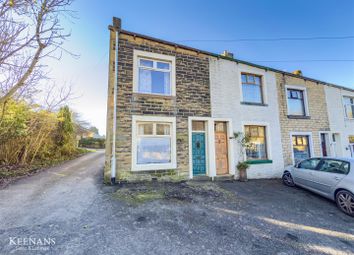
[{"left": 0, "top": 150, "right": 353, "bottom": 255}]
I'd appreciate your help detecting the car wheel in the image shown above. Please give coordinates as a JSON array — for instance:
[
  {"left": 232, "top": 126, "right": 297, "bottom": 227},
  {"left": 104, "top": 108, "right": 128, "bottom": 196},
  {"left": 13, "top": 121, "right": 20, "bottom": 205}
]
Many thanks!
[
  {"left": 282, "top": 172, "right": 295, "bottom": 187},
  {"left": 336, "top": 190, "right": 354, "bottom": 217}
]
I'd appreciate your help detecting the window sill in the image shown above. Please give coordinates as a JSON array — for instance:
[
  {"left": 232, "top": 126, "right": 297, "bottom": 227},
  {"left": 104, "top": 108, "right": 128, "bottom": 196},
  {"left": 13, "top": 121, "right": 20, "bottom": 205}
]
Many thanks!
[
  {"left": 133, "top": 92, "right": 175, "bottom": 100},
  {"left": 287, "top": 115, "right": 311, "bottom": 119},
  {"left": 132, "top": 163, "right": 177, "bottom": 172},
  {"left": 241, "top": 102, "right": 268, "bottom": 107},
  {"left": 245, "top": 159, "right": 273, "bottom": 165}
]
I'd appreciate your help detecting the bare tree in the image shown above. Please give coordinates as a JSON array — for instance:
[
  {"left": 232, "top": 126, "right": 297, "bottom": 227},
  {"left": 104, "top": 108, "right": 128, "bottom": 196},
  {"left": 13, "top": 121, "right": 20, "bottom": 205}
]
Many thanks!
[{"left": 0, "top": 0, "right": 75, "bottom": 105}]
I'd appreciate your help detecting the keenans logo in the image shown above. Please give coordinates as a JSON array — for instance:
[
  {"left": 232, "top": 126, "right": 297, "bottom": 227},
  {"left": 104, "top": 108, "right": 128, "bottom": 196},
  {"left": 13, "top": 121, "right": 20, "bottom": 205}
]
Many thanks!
[{"left": 9, "top": 237, "right": 56, "bottom": 251}]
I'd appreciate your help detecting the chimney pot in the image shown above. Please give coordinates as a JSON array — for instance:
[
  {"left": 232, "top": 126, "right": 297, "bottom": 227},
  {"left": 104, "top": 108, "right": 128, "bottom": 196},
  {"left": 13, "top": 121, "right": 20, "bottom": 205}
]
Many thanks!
[
  {"left": 292, "top": 70, "right": 303, "bottom": 76},
  {"left": 221, "top": 50, "right": 234, "bottom": 59}
]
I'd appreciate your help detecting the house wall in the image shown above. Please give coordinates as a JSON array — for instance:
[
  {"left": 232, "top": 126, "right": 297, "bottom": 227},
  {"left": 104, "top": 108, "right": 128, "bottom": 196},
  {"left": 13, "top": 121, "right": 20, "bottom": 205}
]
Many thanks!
[
  {"left": 105, "top": 32, "right": 211, "bottom": 182},
  {"left": 276, "top": 73, "right": 330, "bottom": 166},
  {"left": 325, "top": 86, "right": 354, "bottom": 157},
  {"left": 209, "top": 58, "right": 284, "bottom": 178}
]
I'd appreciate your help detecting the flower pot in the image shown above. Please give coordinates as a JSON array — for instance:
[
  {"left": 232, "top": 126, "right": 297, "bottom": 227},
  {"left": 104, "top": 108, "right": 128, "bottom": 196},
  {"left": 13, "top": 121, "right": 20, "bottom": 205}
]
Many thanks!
[{"left": 238, "top": 168, "right": 248, "bottom": 182}]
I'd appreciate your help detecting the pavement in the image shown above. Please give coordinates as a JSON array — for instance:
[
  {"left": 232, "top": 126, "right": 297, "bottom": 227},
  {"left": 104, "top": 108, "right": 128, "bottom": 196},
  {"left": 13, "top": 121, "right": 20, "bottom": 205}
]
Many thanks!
[{"left": 0, "top": 150, "right": 353, "bottom": 255}]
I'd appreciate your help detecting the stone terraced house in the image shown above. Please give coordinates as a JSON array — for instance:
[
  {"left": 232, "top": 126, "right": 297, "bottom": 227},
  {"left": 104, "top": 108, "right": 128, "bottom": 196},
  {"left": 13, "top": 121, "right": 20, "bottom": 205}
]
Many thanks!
[{"left": 104, "top": 17, "right": 354, "bottom": 184}]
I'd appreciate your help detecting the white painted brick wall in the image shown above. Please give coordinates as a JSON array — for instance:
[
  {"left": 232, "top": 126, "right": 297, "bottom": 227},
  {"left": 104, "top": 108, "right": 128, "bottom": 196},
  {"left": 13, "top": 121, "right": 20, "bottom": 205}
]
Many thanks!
[{"left": 209, "top": 58, "right": 284, "bottom": 178}]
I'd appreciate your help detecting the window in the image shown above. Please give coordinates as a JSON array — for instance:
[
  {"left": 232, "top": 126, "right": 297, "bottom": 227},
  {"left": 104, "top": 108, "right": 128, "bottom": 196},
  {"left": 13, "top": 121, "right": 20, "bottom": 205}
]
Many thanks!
[
  {"left": 133, "top": 50, "right": 175, "bottom": 96},
  {"left": 245, "top": 126, "right": 267, "bottom": 160},
  {"left": 132, "top": 116, "right": 176, "bottom": 171},
  {"left": 343, "top": 96, "right": 354, "bottom": 119},
  {"left": 137, "top": 122, "right": 171, "bottom": 164},
  {"left": 318, "top": 159, "right": 350, "bottom": 175},
  {"left": 241, "top": 73, "right": 263, "bottom": 103},
  {"left": 298, "top": 158, "right": 320, "bottom": 170},
  {"left": 192, "top": 121, "right": 205, "bottom": 131},
  {"left": 292, "top": 135, "right": 311, "bottom": 164},
  {"left": 287, "top": 89, "right": 306, "bottom": 116}
]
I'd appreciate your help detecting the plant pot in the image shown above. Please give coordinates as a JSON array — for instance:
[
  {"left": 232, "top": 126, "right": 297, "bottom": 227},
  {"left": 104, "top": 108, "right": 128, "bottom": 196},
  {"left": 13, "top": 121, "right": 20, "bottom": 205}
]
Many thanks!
[{"left": 238, "top": 168, "right": 248, "bottom": 182}]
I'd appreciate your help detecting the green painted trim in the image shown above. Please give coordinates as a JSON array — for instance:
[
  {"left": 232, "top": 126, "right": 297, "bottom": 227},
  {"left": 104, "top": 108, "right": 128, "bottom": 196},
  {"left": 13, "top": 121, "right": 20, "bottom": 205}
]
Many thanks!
[{"left": 246, "top": 159, "right": 273, "bottom": 165}]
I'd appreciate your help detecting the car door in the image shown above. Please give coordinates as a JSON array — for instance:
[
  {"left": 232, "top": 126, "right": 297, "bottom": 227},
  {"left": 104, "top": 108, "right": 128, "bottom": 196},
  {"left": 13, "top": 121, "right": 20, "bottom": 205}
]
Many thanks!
[
  {"left": 310, "top": 159, "right": 349, "bottom": 195},
  {"left": 292, "top": 158, "right": 321, "bottom": 187}
]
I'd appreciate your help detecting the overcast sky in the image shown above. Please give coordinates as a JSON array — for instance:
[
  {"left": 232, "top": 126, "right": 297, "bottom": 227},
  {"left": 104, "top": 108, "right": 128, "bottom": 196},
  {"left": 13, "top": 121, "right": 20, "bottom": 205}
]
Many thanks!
[{"left": 48, "top": 0, "right": 354, "bottom": 135}]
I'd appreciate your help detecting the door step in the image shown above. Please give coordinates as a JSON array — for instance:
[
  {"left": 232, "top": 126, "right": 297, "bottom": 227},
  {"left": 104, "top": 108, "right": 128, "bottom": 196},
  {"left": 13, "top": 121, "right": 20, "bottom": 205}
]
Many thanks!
[
  {"left": 192, "top": 175, "right": 212, "bottom": 181},
  {"left": 213, "top": 175, "right": 234, "bottom": 181}
]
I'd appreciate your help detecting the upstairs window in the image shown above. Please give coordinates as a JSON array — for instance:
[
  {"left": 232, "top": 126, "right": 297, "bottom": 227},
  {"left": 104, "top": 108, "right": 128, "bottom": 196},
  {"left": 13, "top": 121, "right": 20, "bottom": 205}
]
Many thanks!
[
  {"left": 134, "top": 50, "right": 176, "bottom": 96},
  {"left": 287, "top": 89, "right": 306, "bottom": 116},
  {"left": 343, "top": 96, "right": 354, "bottom": 119},
  {"left": 241, "top": 73, "right": 263, "bottom": 104}
]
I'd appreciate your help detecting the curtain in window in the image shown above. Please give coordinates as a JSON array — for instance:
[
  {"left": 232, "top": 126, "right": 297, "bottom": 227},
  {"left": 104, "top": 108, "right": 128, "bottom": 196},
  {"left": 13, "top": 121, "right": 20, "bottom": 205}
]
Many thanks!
[{"left": 139, "top": 69, "right": 152, "bottom": 93}]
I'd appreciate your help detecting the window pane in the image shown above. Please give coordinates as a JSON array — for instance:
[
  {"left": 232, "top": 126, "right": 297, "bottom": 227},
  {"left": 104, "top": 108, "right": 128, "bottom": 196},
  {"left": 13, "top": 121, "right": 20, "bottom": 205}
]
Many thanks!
[
  {"left": 139, "top": 68, "right": 152, "bottom": 93},
  {"left": 341, "top": 162, "right": 350, "bottom": 175},
  {"left": 245, "top": 126, "right": 267, "bottom": 160},
  {"left": 139, "top": 59, "right": 153, "bottom": 68},
  {"left": 254, "top": 76, "right": 261, "bottom": 85},
  {"left": 318, "top": 159, "right": 344, "bottom": 174},
  {"left": 247, "top": 75, "right": 255, "bottom": 83},
  {"left": 242, "top": 84, "right": 262, "bottom": 103},
  {"left": 138, "top": 123, "right": 153, "bottom": 135},
  {"left": 139, "top": 69, "right": 171, "bottom": 95},
  {"left": 151, "top": 70, "right": 171, "bottom": 95},
  {"left": 299, "top": 159, "right": 320, "bottom": 170},
  {"left": 156, "top": 62, "right": 170, "bottom": 70},
  {"left": 293, "top": 135, "right": 310, "bottom": 163},
  {"left": 241, "top": 74, "right": 247, "bottom": 83},
  {"left": 137, "top": 137, "right": 171, "bottom": 164},
  {"left": 156, "top": 124, "right": 170, "bottom": 135},
  {"left": 192, "top": 121, "right": 205, "bottom": 131},
  {"left": 288, "top": 98, "right": 305, "bottom": 115}
]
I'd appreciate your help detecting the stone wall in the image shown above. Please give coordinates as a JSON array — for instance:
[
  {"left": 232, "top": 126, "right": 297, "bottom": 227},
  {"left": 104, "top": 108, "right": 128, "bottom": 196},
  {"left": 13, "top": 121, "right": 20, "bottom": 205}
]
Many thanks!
[
  {"left": 276, "top": 73, "right": 330, "bottom": 165},
  {"left": 105, "top": 32, "right": 211, "bottom": 182}
]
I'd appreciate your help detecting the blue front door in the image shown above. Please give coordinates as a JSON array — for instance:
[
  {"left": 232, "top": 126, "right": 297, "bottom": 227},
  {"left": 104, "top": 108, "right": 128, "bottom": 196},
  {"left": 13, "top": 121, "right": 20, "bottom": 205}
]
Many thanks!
[{"left": 192, "top": 133, "right": 206, "bottom": 175}]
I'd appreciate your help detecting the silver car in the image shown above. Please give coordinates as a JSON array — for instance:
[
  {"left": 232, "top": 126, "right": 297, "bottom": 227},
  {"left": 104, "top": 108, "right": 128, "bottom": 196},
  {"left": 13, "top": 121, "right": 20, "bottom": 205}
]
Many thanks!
[{"left": 282, "top": 157, "right": 354, "bottom": 216}]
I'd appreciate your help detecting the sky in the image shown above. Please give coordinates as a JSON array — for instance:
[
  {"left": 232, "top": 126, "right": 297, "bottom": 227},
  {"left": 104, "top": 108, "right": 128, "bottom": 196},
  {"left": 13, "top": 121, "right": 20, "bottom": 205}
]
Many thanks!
[{"left": 48, "top": 0, "right": 354, "bottom": 135}]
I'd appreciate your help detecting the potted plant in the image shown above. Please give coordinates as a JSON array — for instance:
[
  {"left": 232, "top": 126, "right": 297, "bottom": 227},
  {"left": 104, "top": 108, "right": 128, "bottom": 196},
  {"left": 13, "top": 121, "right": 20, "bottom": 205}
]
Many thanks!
[
  {"left": 233, "top": 132, "right": 251, "bottom": 182},
  {"left": 236, "top": 161, "right": 249, "bottom": 182}
]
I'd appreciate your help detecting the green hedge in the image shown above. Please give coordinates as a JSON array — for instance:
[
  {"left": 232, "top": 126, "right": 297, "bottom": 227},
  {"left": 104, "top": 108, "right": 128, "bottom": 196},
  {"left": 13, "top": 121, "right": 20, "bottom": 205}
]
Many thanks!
[{"left": 79, "top": 137, "right": 105, "bottom": 149}]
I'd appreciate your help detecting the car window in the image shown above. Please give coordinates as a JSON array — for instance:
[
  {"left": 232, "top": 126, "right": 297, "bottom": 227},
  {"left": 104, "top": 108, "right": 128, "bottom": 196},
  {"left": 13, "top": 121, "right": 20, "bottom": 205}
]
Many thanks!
[
  {"left": 298, "top": 158, "right": 320, "bottom": 170},
  {"left": 340, "top": 162, "right": 350, "bottom": 175},
  {"left": 317, "top": 159, "right": 349, "bottom": 175}
]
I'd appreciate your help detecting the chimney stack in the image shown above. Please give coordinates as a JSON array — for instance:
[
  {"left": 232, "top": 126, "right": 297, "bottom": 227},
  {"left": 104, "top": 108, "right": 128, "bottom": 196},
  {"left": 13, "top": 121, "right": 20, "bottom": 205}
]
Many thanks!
[{"left": 221, "top": 50, "right": 234, "bottom": 59}]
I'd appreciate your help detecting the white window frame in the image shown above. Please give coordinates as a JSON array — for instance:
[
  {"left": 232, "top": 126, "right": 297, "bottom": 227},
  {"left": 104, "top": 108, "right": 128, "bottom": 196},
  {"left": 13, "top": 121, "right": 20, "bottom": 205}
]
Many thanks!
[
  {"left": 342, "top": 96, "right": 354, "bottom": 119},
  {"left": 238, "top": 67, "right": 268, "bottom": 104},
  {"left": 241, "top": 121, "right": 272, "bottom": 162},
  {"left": 133, "top": 50, "right": 176, "bottom": 96},
  {"left": 285, "top": 85, "right": 310, "bottom": 116},
  {"left": 132, "top": 115, "right": 176, "bottom": 171},
  {"left": 289, "top": 131, "right": 314, "bottom": 165}
]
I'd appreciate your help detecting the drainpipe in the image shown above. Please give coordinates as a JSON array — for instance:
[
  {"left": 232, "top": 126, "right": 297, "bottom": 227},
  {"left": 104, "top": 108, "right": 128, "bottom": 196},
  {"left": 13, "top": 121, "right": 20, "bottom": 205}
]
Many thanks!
[{"left": 111, "top": 17, "right": 121, "bottom": 184}]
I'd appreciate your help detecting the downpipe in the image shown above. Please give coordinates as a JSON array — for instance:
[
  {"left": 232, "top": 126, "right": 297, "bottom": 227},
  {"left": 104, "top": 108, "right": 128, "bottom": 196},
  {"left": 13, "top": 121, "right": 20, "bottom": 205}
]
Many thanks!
[{"left": 110, "top": 30, "right": 119, "bottom": 185}]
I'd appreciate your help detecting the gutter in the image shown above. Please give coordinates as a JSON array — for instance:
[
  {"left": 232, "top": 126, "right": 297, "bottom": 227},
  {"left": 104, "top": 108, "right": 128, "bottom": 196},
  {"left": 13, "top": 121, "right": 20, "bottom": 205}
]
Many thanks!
[{"left": 110, "top": 18, "right": 121, "bottom": 184}]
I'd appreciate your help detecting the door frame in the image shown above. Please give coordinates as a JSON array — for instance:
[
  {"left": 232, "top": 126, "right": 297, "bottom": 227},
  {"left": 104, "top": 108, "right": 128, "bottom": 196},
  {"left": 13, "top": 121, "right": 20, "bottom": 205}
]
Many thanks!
[{"left": 188, "top": 117, "right": 234, "bottom": 179}]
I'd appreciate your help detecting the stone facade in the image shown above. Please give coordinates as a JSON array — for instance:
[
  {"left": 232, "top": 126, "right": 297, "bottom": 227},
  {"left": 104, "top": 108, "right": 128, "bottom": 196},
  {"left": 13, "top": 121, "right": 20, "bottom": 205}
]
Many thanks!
[
  {"left": 276, "top": 73, "right": 330, "bottom": 165},
  {"left": 105, "top": 30, "right": 211, "bottom": 183}
]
